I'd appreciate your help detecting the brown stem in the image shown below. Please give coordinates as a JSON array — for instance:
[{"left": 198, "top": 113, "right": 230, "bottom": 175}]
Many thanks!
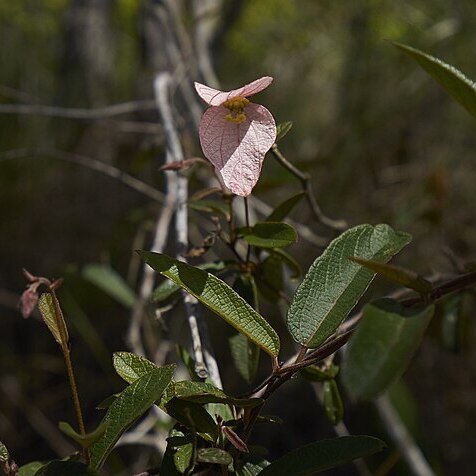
[
  {"left": 49, "top": 288, "right": 89, "bottom": 463},
  {"left": 271, "top": 144, "right": 347, "bottom": 231}
]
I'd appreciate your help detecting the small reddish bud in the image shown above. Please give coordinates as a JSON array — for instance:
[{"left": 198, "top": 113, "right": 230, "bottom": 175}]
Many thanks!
[{"left": 19, "top": 285, "right": 40, "bottom": 318}]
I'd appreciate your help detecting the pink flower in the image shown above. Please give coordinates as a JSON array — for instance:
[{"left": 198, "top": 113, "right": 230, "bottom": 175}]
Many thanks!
[{"left": 195, "top": 77, "right": 277, "bottom": 196}]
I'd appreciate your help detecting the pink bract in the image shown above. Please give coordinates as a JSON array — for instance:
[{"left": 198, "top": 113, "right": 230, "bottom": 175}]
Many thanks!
[
  {"left": 195, "top": 76, "right": 273, "bottom": 106},
  {"left": 195, "top": 77, "right": 277, "bottom": 196}
]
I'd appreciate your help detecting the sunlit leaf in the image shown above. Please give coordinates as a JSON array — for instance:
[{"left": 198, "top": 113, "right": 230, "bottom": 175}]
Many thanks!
[
  {"left": 82, "top": 264, "right": 136, "bottom": 309},
  {"left": 90, "top": 365, "right": 175, "bottom": 469},
  {"left": 265, "top": 192, "right": 305, "bottom": 222},
  {"left": 341, "top": 299, "right": 434, "bottom": 401},
  {"left": 173, "top": 381, "right": 262, "bottom": 408},
  {"left": 348, "top": 257, "right": 432, "bottom": 293},
  {"left": 166, "top": 429, "right": 194, "bottom": 474},
  {"left": 197, "top": 448, "right": 233, "bottom": 465},
  {"left": 242, "top": 222, "right": 297, "bottom": 249},
  {"left": 113, "top": 351, "right": 158, "bottom": 384},
  {"left": 138, "top": 251, "right": 280, "bottom": 356},
  {"left": 259, "top": 436, "right": 385, "bottom": 475},
  {"left": 287, "top": 224, "right": 411, "bottom": 348},
  {"left": 38, "top": 293, "right": 68, "bottom": 346},
  {"left": 394, "top": 41, "right": 476, "bottom": 120}
]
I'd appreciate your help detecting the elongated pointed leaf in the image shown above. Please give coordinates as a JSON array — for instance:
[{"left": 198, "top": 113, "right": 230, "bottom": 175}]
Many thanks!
[
  {"left": 173, "top": 381, "right": 262, "bottom": 408},
  {"left": 113, "top": 351, "right": 158, "bottom": 384},
  {"left": 266, "top": 192, "right": 305, "bottom": 222},
  {"left": 189, "top": 199, "right": 230, "bottom": 219},
  {"left": 38, "top": 293, "right": 68, "bottom": 346},
  {"left": 287, "top": 224, "right": 411, "bottom": 348},
  {"left": 19, "top": 462, "right": 44, "bottom": 476},
  {"left": 164, "top": 398, "right": 218, "bottom": 442},
  {"left": 58, "top": 421, "right": 107, "bottom": 449},
  {"left": 275, "top": 121, "right": 293, "bottom": 142},
  {"left": 235, "top": 456, "right": 270, "bottom": 475},
  {"left": 167, "top": 429, "right": 194, "bottom": 474},
  {"left": 197, "top": 448, "right": 233, "bottom": 465},
  {"left": 323, "top": 379, "right": 344, "bottom": 425},
  {"left": 229, "top": 333, "right": 260, "bottom": 385},
  {"left": 90, "top": 365, "right": 175, "bottom": 469},
  {"left": 242, "top": 222, "right": 297, "bottom": 249},
  {"left": 259, "top": 436, "right": 385, "bottom": 475},
  {"left": 82, "top": 264, "right": 136, "bottom": 309},
  {"left": 138, "top": 251, "right": 280, "bottom": 356},
  {"left": 394, "top": 42, "right": 476, "bottom": 120},
  {"left": 341, "top": 299, "right": 434, "bottom": 401},
  {"left": 349, "top": 257, "right": 432, "bottom": 293}
]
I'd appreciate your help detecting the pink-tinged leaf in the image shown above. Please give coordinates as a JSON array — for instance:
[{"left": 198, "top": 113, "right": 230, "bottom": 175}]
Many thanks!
[
  {"left": 195, "top": 77, "right": 273, "bottom": 106},
  {"left": 199, "top": 103, "right": 276, "bottom": 196}
]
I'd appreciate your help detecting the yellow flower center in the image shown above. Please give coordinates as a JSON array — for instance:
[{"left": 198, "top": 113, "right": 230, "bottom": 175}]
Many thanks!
[{"left": 223, "top": 96, "right": 249, "bottom": 124}]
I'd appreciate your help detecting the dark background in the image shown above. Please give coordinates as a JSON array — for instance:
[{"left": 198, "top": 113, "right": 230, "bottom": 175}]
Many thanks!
[{"left": 1, "top": 1, "right": 476, "bottom": 474}]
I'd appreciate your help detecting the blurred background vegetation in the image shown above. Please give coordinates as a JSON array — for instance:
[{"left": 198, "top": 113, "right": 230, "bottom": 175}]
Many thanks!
[{"left": 1, "top": 0, "right": 476, "bottom": 474}]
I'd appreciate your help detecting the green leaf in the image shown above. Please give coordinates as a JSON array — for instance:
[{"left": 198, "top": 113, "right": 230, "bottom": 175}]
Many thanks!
[
  {"left": 255, "top": 254, "right": 284, "bottom": 302},
  {"left": 153, "top": 279, "right": 181, "bottom": 303},
  {"left": 82, "top": 264, "right": 136, "bottom": 309},
  {"left": 153, "top": 263, "right": 228, "bottom": 303},
  {"left": 323, "top": 379, "right": 344, "bottom": 425},
  {"left": 300, "top": 364, "right": 339, "bottom": 382},
  {"left": 266, "top": 192, "right": 305, "bottom": 222},
  {"left": 31, "top": 461, "right": 99, "bottom": 476},
  {"left": 197, "top": 448, "right": 233, "bottom": 465},
  {"left": 19, "top": 462, "right": 44, "bottom": 476},
  {"left": 58, "top": 421, "right": 107, "bottom": 449},
  {"left": 173, "top": 381, "right": 263, "bottom": 408},
  {"left": 394, "top": 41, "right": 476, "bottom": 120},
  {"left": 90, "top": 364, "right": 175, "bottom": 469},
  {"left": 287, "top": 224, "right": 411, "bottom": 348},
  {"left": 138, "top": 251, "right": 280, "bottom": 356},
  {"left": 229, "top": 333, "right": 260, "bottom": 385},
  {"left": 275, "top": 121, "right": 293, "bottom": 142},
  {"left": 164, "top": 398, "right": 218, "bottom": 442},
  {"left": 113, "top": 351, "right": 158, "bottom": 384},
  {"left": 38, "top": 293, "right": 68, "bottom": 346},
  {"left": 348, "top": 257, "right": 432, "bottom": 293},
  {"left": 166, "top": 429, "right": 195, "bottom": 474},
  {"left": 235, "top": 455, "right": 270, "bottom": 476},
  {"left": 189, "top": 199, "right": 230, "bottom": 219},
  {"left": 242, "top": 222, "right": 297, "bottom": 249},
  {"left": 341, "top": 299, "right": 434, "bottom": 401},
  {"left": 271, "top": 249, "right": 302, "bottom": 279},
  {"left": 0, "top": 441, "right": 9, "bottom": 462},
  {"left": 259, "top": 436, "right": 385, "bottom": 476}
]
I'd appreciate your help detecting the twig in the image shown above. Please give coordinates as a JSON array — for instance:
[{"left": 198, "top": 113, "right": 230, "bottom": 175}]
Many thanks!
[
  {"left": 0, "top": 100, "right": 157, "bottom": 119},
  {"left": 271, "top": 144, "right": 347, "bottom": 231},
  {"left": 376, "top": 395, "right": 435, "bottom": 476},
  {"left": 0, "top": 148, "right": 164, "bottom": 203},
  {"left": 154, "top": 72, "right": 222, "bottom": 387},
  {"left": 126, "top": 151, "right": 176, "bottom": 356}
]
